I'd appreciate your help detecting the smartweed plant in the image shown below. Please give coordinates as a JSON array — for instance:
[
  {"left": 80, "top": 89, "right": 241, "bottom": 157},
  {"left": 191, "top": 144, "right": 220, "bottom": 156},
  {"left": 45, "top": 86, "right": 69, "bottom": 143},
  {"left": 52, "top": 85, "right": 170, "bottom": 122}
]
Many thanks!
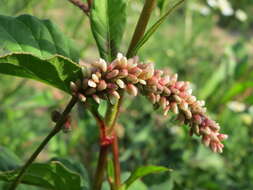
[{"left": 0, "top": 0, "right": 228, "bottom": 190}]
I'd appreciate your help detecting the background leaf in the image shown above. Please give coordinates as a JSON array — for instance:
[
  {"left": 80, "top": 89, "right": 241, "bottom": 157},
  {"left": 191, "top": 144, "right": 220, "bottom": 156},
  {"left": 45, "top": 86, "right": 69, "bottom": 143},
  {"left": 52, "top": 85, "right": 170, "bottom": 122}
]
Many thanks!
[
  {"left": 122, "top": 165, "right": 171, "bottom": 189},
  {"left": 0, "top": 147, "right": 21, "bottom": 172},
  {"left": 0, "top": 14, "right": 82, "bottom": 93},
  {"left": 0, "top": 161, "right": 84, "bottom": 190},
  {"left": 90, "top": 0, "right": 127, "bottom": 61},
  {"left": 130, "top": 0, "right": 185, "bottom": 57}
]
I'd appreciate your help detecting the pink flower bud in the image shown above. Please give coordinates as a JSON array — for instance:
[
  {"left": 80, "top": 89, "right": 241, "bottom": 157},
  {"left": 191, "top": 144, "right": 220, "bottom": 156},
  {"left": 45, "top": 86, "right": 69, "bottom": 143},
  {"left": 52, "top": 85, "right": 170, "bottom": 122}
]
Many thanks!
[
  {"left": 92, "top": 73, "right": 100, "bottom": 83},
  {"left": 106, "top": 69, "right": 119, "bottom": 79},
  {"left": 129, "top": 67, "right": 142, "bottom": 76},
  {"left": 92, "top": 94, "right": 100, "bottom": 104},
  {"left": 111, "top": 90, "right": 120, "bottom": 99},
  {"left": 202, "top": 135, "right": 211, "bottom": 147},
  {"left": 98, "top": 58, "right": 107, "bottom": 72},
  {"left": 218, "top": 134, "right": 228, "bottom": 141},
  {"left": 163, "top": 106, "right": 170, "bottom": 116},
  {"left": 210, "top": 142, "right": 217, "bottom": 153},
  {"left": 139, "top": 79, "right": 147, "bottom": 85},
  {"left": 116, "top": 79, "right": 125, "bottom": 88},
  {"left": 97, "top": 80, "right": 107, "bottom": 91},
  {"left": 148, "top": 93, "right": 156, "bottom": 104},
  {"left": 78, "top": 93, "right": 86, "bottom": 103},
  {"left": 118, "top": 69, "right": 128, "bottom": 78},
  {"left": 107, "top": 83, "right": 118, "bottom": 89},
  {"left": 126, "top": 74, "right": 139, "bottom": 84},
  {"left": 126, "top": 84, "right": 138, "bottom": 96},
  {"left": 184, "top": 110, "right": 192, "bottom": 119},
  {"left": 159, "top": 76, "right": 170, "bottom": 86},
  {"left": 147, "top": 76, "right": 158, "bottom": 86},
  {"left": 193, "top": 124, "right": 200, "bottom": 135},
  {"left": 163, "top": 87, "right": 171, "bottom": 96},
  {"left": 138, "top": 62, "right": 154, "bottom": 80},
  {"left": 193, "top": 114, "right": 202, "bottom": 125},
  {"left": 88, "top": 79, "right": 97, "bottom": 88},
  {"left": 171, "top": 103, "right": 179, "bottom": 114},
  {"left": 159, "top": 97, "right": 167, "bottom": 109},
  {"left": 70, "top": 81, "right": 78, "bottom": 92},
  {"left": 173, "top": 95, "right": 182, "bottom": 103}
]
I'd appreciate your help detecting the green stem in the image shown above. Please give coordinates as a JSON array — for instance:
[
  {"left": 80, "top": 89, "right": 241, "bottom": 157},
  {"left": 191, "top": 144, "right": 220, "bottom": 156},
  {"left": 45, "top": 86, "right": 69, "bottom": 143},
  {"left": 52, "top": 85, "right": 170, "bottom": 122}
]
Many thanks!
[
  {"left": 127, "top": 0, "right": 157, "bottom": 57},
  {"left": 8, "top": 96, "right": 78, "bottom": 190}
]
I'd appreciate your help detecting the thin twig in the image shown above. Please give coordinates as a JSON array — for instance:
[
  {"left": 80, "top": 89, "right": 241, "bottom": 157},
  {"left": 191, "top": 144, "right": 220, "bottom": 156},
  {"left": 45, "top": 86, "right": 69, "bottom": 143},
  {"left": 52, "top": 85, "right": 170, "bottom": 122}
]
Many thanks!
[
  {"left": 9, "top": 96, "right": 78, "bottom": 190},
  {"left": 68, "top": 0, "right": 90, "bottom": 16}
]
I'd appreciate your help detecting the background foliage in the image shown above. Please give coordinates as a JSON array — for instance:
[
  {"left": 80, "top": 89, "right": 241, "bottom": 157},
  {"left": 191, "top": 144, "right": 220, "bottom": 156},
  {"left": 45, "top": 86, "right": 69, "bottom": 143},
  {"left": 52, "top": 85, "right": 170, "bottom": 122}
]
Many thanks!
[{"left": 0, "top": 0, "right": 253, "bottom": 189}]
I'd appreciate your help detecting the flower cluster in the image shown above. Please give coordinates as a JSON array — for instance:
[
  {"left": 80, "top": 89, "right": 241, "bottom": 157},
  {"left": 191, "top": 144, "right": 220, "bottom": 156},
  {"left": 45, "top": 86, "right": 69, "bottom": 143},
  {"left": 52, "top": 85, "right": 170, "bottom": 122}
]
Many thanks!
[{"left": 70, "top": 53, "right": 228, "bottom": 153}]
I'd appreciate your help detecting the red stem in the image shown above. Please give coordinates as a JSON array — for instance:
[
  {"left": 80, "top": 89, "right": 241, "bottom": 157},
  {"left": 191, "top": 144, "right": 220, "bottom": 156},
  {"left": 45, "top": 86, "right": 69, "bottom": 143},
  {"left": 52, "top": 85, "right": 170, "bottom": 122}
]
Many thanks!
[{"left": 112, "top": 135, "right": 121, "bottom": 188}]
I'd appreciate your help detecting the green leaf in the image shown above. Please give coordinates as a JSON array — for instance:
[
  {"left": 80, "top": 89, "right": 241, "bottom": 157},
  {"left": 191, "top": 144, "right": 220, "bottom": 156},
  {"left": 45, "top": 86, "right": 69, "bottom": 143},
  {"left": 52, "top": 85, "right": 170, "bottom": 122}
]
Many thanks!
[
  {"left": 0, "top": 161, "right": 84, "bottom": 190},
  {"left": 129, "top": 0, "right": 185, "bottom": 57},
  {"left": 121, "top": 165, "right": 172, "bottom": 189},
  {"left": 0, "top": 14, "right": 79, "bottom": 61},
  {"left": 0, "top": 14, "right": 82, "bottom": 93},
  {"left": 0, "top": 147, "right": 21, "bottom": 172},
  {"left": 50, "top": 157, "right": 90, "bottom": 189},
  {"left": 90, "top": 0, "right": 127, "bottom": 61},
  {"left": 0, "top": 53, "right": 82, "bottom": 93}
]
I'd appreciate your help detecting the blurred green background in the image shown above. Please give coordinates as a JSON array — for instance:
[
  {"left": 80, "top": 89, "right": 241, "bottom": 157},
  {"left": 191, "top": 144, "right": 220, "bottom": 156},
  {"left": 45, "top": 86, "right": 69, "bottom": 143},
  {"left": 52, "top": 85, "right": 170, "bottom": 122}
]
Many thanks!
[{"left": 0, "top": 0, "right": 253, "bottom": 189}]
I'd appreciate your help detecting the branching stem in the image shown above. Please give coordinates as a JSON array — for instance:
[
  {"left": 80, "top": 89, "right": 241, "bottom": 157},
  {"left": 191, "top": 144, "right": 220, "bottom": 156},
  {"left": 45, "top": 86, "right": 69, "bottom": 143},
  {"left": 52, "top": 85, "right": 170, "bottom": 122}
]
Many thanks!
[{"left": 9, "top": 97, "right": 78, "bottom": 190}]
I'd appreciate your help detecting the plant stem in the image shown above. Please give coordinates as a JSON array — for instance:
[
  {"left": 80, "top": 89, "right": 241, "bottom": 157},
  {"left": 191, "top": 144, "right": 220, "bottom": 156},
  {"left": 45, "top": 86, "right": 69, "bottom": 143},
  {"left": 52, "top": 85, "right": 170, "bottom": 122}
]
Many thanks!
[
  {"left": 112, "top": 135, "right": 121, "bottom": 189},
  {"left": 68, "top": 0, "right": 90, "bottom": 16},
  {"left": 9, "top": 96, "right": 78, "bottom": 190},
  {"left": 92, "top": 145, "right": 110, "bottom": 190},
  {"left": 127, "top": 0, "right": 157, "bottom": 57},
  {"left": 105, "top": 1, "right": 157, "bottom": 187}
]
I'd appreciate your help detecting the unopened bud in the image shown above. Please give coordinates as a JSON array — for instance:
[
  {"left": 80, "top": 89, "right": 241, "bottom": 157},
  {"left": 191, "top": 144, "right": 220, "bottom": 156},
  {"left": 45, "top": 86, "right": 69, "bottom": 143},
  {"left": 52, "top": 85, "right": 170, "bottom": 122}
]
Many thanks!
[
  {"left": 97, "top": 80, "right": 107, "bottom": 91},
  {"left": 70, "top": 81, "right": 78, "bottom": 92},
  {"left": 98, "top": 58, "right": 107, "bottom": 72},
  {"left": 116, "top": 79, "right": 125, "bottom": 88},
  {"left": 159, "top": 76, "right": 170, "bottom": 86},
  {"left": 129, "top": 67, "right": 142, "bottom": 76},
  {"left": 126, "top": 84, "right": 138, "bottom": 96},
  {"left": 171, "top": 103, "right": 179, "bottom": 114},
  {"left": 106, "top": 69, "right": 119, "bottom": 79},
  {"left": 117, "top": 69, "right": 128, "bottom": 78},
  {"left": 78, "top": 93, "right": 86, "bottom": 103},
  {"left": 139, "top": 79, "right": 147, "bottom": 85},
  {"left": 88, "top": 79, "right": 97, "bottom": 88},
  {"left": 218, "top": 134, "right": 228, "bottom": 141},
  {"left": 139, "top": 62, "right": 154, "bottom": 80},
  {"left": 202, "top": 135, "right": 211, "bottom": 147},
  {"left": 126, "top": 74, "right": 139, "bottom": 84},
  {"left": 159, "top": 97, "right": 167, "bottom": 109},
  {"left": 92, "top": 94, "right": 100, "bottom": 104},
  {"left": 92, "top": 73, "right": 100, "bottom": 83},
  {"left": 51, "top": 110, "right": 61, "bottom": 122},
  {"left": 148, "top": 93, "right": 157, "bottom": 104},
  {"left": 173, "top": 95, "right": 182, "bottom": 103}
]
